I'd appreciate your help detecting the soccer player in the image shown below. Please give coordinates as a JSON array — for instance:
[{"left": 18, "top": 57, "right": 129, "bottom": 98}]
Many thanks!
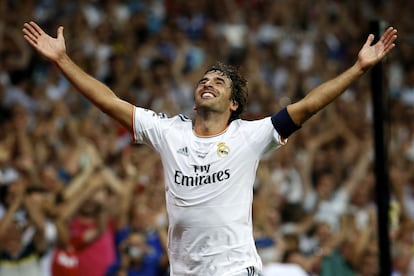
[{"left": 22, "top": 21, "right": 397, "bottom": 276}]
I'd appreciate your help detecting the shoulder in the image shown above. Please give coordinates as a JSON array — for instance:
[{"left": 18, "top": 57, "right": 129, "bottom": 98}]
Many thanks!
[
  {"left": 134, "top": 107, "right": 192, "bottom": 127},
  {"left": 226, "top": 117, "right": 274, "bottom": 142},
  {"left": 229, "top": 117, "right": 286, "bottom": 149},
  {"left": 164, "top": 114, "right": 192, "bottom": 129},
  {"left": 229, "top": 117, "right": 272, "bottom": 130}
]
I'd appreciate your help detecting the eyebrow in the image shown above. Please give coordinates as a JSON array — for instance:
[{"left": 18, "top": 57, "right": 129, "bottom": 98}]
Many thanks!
[{"left": 198, "top": 76, "right": 227, "bottom": 84}]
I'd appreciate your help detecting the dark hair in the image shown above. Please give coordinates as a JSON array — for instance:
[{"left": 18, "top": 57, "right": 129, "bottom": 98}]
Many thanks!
[{"left": 205, "top": 62, "right": 248, "bottom": 122}]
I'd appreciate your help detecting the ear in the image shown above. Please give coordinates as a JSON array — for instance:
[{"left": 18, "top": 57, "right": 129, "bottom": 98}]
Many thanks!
[{"left": 230, "top": 100, "right": 239, "bottom": 112}]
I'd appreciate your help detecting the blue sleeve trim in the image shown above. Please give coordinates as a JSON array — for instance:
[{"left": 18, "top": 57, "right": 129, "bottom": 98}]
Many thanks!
[{"left": 271, "top": 107, "right": 301, "bottom": 138}]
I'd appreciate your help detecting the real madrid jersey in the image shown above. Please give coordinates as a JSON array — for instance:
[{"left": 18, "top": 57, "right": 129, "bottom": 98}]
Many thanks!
[{"left": 133, "top": 107, "right": 285, "bottom": 276}]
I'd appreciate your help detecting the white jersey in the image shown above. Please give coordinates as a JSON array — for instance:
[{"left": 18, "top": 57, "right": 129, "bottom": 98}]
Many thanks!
[{"left": 133, "top": 107, "right": 285, "bottom": 276}]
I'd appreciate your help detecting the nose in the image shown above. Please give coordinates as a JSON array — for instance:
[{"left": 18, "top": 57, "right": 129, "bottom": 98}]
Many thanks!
[{"left": 203, "top": 80, "right": 213, "bottom": 87}]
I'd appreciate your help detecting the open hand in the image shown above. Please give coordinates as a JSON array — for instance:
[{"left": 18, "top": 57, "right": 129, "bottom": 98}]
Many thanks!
[
  {"left": 357, "top": 26, "right": 397, "bottom": 72},
  {"left": 22, "top": 21, "right": 66, "bottom": 62}
]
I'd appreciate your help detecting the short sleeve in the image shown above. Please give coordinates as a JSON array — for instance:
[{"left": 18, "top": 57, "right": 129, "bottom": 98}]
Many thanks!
[
  {"left": 132, "top": 107, "right": 168, "bottom": 150},
  {"left": 237, "top": 117, "right": 286, "bottom": 157}
]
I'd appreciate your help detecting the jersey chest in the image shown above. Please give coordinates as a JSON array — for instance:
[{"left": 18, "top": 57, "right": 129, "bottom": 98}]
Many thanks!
[
  {"left": 163, "top": 129, "right": 251, "bottom": 168},
  {"left": 160, "top": 128, "right": 258, "bottom": 204},
  {"left": 159, "top": 128, "right": 257, "bottom": 186}
]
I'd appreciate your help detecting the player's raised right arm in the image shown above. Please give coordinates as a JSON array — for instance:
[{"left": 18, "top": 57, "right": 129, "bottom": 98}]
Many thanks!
[{"left": 22, "top": 21, "right": 134, "bottom": 132}]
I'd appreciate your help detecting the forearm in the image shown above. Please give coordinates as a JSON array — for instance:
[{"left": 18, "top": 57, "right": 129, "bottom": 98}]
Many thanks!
[
  {"left": 55, "top": 54, "right": 116, "bottom": 107},
  {"left": 116, "top": 180, "right": 134, "bottom": 229},
  {"left": 0, "top": 196, "right": 22, "bottom": 240},
  {"left": 54, "top": 54, "right": 134, "bottom": 130},
  {"left": 344, "top": 148, "right": 371, "bottom": 193},
  {"left": 59, "top": 174, "right": 103, "bottom": 221},
  {"left": 62, "top": 164, "right": 94, "bottom": 200},
  {"left": 288, "top": 62, "right": 365, "bottom": 125},
  {"left": 101, "top": 168, "right": 123, "bottom": 195},
  {"left": 55, "top": 218, "right": 70, "bottom": 247},
  {"left": 25, "top": 203, "right": 47, "bottom": 251},
  {"left": 25, "top": 204, "right": 46, "bottom": 232}
]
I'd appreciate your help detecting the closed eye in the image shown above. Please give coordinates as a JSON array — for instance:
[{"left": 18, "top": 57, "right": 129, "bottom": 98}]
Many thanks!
[
  {"left": 198, "top": 78, "right": 208, "bottom": 85},
  {"left": 215, "top": 78, "right": 225, "bottom": 85},
  {"left": 197, "top": 76, "right": 229, "bottom": 87}
]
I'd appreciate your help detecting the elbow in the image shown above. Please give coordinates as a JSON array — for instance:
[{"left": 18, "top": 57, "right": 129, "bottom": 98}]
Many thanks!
[{"left": 287, "top": 103, "right": 317, "bottom": 126}]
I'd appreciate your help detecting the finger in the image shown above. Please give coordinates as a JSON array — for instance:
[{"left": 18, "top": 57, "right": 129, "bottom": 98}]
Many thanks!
[
  {"left": 385, "top": 26, "right": 397, "bottom": 37},
  {"left": 57, "top": 26, "right": 64, "bottom": 40},
  {"left": 23, "top": 31, "right": 37, "bottom": 48},
  {"left": 23, "top": 34, "right": 38, "bottom": 48},
  {"left": 382, "top": 35, "right": 397, "bottom": 54},
  {"left": 383, "top": 28, "right": 397, "bottom": 54},
  {"left": 382, "top": 26, "right": 395, "bottom": 37},
  {"left": 381, "top": 27, "right": 397, "bottom": 45},
  {"left": 386, "top": 35, "right": 397, "bottom": 49},
  {"left": 364, "top": 34, "right": 375, "bottom": 47},
  {"left": 22, "top": 27, "right": 38, "bottom": 43},
  {"left": 383, "top": 29, "right": 397, "bottom": 47},
  {"left": 383, "top": 43, "right": 395, "bottom": 56},
  {"left": 23, "top": 22, "right": 39, "bottom": 38},
  {"left": 28, "top": 21, "right": 44, "bottom": 36}
]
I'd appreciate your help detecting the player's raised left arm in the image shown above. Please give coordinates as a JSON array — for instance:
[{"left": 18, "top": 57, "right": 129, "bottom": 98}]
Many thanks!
[
  {"left": 286, "top": 26, "right": 397, "bottom": 126},
  {"left": 22, "top": 21, "right": 134, "bottom": 132}
]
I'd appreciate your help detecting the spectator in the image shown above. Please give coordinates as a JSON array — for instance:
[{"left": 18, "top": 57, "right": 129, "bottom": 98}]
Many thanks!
[
  {"left": 106, "top": 230, "right": 162, "bottom": 276},
  {"left": 0, "top": 180, "right": 47, "bottom": 276}
]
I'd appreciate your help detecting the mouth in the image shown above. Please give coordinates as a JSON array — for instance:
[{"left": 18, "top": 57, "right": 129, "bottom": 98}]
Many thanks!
[{"left": 200, "top": 90, "right": 216, "bottom": 99}]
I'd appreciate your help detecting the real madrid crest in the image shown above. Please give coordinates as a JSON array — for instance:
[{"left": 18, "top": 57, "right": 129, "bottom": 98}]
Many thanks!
[{"left": 217, "top": 142, "right": 230, "bottom": 158}]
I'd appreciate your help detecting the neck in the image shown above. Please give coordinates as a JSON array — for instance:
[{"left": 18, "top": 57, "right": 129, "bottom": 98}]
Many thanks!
[{"left": 193, "top": 111, "right": 230, "bottom": 136}]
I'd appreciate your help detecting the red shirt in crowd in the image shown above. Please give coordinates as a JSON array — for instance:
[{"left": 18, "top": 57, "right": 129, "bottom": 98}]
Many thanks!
[
  {"left": 69, "top": 217, "right": 116, "bottom": 276},
  {"left": 51, "top": 247, "right": 79, "bottom": 276}
]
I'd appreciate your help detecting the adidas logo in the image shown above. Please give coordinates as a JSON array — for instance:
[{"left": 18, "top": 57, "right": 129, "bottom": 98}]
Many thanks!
[{"left": 177, "top": 147, "right": 189, "bottom": 157}]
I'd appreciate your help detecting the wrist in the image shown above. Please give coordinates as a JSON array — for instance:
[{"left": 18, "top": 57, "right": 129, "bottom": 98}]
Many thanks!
[
  {"left": 54, "top": 53, "right": 70, "bottom": 67},
  {"left": 353, "top": 60, "right": 369, "bottom": 76}
]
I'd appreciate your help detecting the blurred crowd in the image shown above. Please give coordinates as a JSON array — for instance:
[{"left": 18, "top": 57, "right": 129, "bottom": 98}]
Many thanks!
[{"left": 1, "top": 0, "right": 414, "bottom": 275}]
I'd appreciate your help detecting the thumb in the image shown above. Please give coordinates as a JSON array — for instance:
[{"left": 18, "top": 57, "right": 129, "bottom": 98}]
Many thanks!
[
  {"left": 363, "top": 34, "right": 375, "bottom": 47},
  {"left": 57, "top": 26, "right": 64, "bottom": 40}
]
